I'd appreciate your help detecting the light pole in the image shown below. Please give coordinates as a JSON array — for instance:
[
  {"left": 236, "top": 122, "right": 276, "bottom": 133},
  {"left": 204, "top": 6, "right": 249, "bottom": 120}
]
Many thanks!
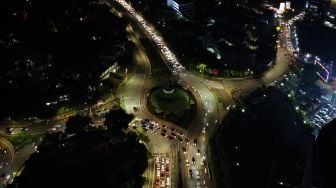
[{"left": 8, "top": 117, "right": 14, "bottom": 130}]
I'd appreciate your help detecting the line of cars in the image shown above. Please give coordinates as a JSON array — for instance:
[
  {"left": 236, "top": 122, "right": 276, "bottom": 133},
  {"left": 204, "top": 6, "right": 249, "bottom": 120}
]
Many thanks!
[
  {"left": 5, "top": 127, "right": 29, "bottom": 135},
  {"left": 115, "top": 0, "right": 185, "bottom": 73},
  {"left": 189, "top": 168, "right": 204, "bottom": 188},
  {"left": 131, "top": 117, "right": 187, "bottom": 143},
  {"left": 154, "top": 154, "right": 170, "bottom": 188},
  {"left": 283, "top": 12, "right": 305, "bottom": 55}
]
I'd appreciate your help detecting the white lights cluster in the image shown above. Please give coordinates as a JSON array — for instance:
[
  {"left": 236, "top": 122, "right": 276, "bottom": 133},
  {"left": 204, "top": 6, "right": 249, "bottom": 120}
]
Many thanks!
[{"left": 285, "top": 12, "right": 305, "bottom": 53}]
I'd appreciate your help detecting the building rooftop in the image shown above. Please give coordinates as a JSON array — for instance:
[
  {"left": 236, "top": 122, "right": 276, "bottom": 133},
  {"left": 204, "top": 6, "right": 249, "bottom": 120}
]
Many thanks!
[{"left": 172, "top": 0, "right": 194, "bottom": 4}]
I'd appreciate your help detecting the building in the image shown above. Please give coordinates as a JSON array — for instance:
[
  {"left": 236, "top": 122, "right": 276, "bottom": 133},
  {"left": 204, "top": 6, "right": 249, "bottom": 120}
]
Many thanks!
[{"left": 166, "top": 0, "right": 194, "bottom": 18}]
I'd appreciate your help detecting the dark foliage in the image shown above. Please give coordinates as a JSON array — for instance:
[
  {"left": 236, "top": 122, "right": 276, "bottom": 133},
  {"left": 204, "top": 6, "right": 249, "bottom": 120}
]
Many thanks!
[
  {"left": 65, "top": 115, "right": 93, "bottom": 135},
  {"left": 211, "top": 87, "right": 313, "bottom": 188},
  {"left": 14, "top": 111, "right": 148, "bottom": 188},
  {"left": 317, "top": 119, "right": 336, "bottom": 188},
  {"left": 104, "top": 108, "right": 134, "bottom": 131},
  {"left": 0, "top": 0, "right": 130, "bottom": 120}
]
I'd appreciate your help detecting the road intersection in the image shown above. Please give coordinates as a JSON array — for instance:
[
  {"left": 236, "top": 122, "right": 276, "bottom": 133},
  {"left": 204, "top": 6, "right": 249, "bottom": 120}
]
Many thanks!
[{"left": 0, "top": 1, "right": 297, "bottom": 187}]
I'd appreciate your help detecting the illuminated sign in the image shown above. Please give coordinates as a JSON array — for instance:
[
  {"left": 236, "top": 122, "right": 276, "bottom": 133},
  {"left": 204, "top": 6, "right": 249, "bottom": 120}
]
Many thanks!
[
  {"left": 314, "top": 57, "right": 332, "bottom": 83},
  {"left": 285, "top": 1, "right": 291, "bottom": 9}
]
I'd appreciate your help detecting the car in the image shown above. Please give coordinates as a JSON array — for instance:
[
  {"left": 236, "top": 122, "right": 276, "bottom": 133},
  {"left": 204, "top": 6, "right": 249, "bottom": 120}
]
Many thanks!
[
  {"left": 197, "top": 181, "right": 201, "bottom": 188},
  {"left": 197, "top": 149, "right": 200, "bottom": 156},
  {"left": 182, "top": 147, "right": 187, "bottom": 154},
  {"left": 155, "top": 178, "right": 160, "bottom": 185},
  {"left": 192, "top": 157, "right": 196, "bottom": 164},
  {"left": 177, "top": 131, "right": 184, "bottom": 136},
  {"left": 196, "top": 170, "right": 200, "bottom": 179},
  {"left": 201, "top": 159, "right": 206, "bottom": 165},
  {"left": 186, "top": 159, "right": 190, "bottom": 167},
  {"left": 6, "top": 127, "right": 13, "bottom": 134},
  {"left": 166, "top": 178, "right": 170, "bottom": 186},
  {"left": 193, "top": 139, "right": 197, "bottom": 146},
  {"left": 168, "top": 136, "right": 174, "bottom": 140},
  {"left": 170, "top": 128, "right": 176, "bottom": 132},
  {"left": 161, "top": 132, "right": 167, "bottom": 137}
]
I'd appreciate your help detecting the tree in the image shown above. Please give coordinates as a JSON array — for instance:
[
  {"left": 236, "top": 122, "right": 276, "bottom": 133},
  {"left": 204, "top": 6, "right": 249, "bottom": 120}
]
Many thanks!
[
  {"left": 104, "top": 108, "right": 134, "bottom": 131},
  {"left": 65, "top": 115, "right": 92, "bottom": 135},
  {"left": 15, "top": 127, "right": 148, "bottom": 188},
  {"left": 196, "top": 63, "right": 207, "bottom": 73}
]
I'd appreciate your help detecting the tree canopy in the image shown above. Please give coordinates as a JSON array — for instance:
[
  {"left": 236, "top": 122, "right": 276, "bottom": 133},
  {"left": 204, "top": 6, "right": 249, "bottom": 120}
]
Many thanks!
[
  {"left": 65, "top": 115, "right": 93, "bottom": 135},
  {"left": 104, "top": 108, "right": 134, "bottom": 131},
  {"left": 13, "top": 110, "right": 148, "bottom": 188}
]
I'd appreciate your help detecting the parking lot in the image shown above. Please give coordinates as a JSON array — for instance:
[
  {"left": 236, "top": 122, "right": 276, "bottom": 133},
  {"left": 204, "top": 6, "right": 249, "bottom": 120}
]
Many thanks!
[
  {"left": 274, "top": 71, "right": 336, "bottom": 129},
  {"left": 308, "top": 101, "right": 336, "bottom": 128}
]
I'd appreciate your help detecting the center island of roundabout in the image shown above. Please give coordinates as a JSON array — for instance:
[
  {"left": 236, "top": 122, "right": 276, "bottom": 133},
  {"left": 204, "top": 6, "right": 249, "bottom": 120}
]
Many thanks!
[{"left": 147, "top": 80, "right": 196, "bottom": 129}]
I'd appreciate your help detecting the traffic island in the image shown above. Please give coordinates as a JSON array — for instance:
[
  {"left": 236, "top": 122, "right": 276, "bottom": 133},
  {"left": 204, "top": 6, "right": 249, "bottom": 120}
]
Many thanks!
[{"left": 147, "top": 85, "right": 196, "bottom": 129}]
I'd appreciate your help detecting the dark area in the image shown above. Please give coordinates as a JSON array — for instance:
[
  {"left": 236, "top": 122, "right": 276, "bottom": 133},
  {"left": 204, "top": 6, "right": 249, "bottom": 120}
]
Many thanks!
[
  {"left": 317, "top": 119, "right": 336, "bottom": 188},
  {"left": 0, "top": 0, "right": 133, "bottom": 120},
  {"left": 12, "top": 109, "right": 148, "bottom": 188},
  {"left": 297, "top": 21, "right": 336, "bottom": 62},
  {"left": 210, "top": 87, "right": 314, "bottom": 188}
]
